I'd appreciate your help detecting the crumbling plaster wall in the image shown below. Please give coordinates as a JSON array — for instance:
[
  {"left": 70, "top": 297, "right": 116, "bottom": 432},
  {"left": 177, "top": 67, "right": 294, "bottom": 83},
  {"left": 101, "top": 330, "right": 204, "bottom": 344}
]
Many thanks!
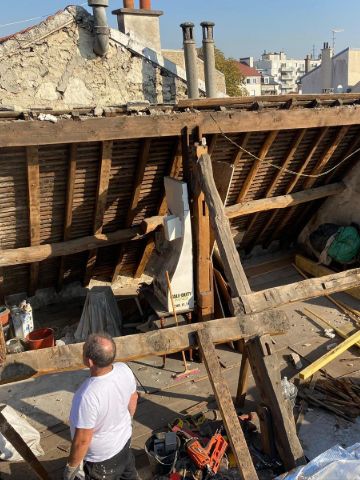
[
  {"left": 299, "top": 161, "right": 360, "bottom": 244},
  {"left": 0, "top": 7, "right": 187, "bottom": 109}
]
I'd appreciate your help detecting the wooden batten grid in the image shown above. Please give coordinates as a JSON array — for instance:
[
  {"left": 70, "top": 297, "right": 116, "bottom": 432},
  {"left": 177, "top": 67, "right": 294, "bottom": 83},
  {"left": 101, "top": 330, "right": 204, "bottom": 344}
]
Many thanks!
[
  {"left": 26, "top": 146, "right": 41, "bottom": 295},
  {"left": 243, "top": 129, "right": 306, "bottom": 244},
  {"left": 260, "top": 127, "right": 329, "bottom": 245},
  {"left": 58, "top": 143, "right": 77, "bottom": 289},
  {"left": 112, "top": 139, "right": 152, "bottom": 282},
  {"left": 84, "top": 140, "right": 113, "bottom": 286}
]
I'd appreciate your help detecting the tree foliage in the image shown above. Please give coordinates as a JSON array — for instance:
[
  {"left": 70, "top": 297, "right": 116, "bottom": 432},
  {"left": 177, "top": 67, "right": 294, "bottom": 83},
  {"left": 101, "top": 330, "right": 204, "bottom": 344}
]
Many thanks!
[{"left": 198, "top": 47, "right": 246, "bottom": 97}]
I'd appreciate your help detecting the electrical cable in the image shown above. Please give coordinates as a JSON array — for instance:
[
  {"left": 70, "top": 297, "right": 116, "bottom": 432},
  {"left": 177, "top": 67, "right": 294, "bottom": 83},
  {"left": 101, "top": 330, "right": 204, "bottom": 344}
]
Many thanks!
[
  {"left": 0, "top": 2, "right": 87, "bottom": 30},
  {"left": 209, "top": 113, "right": 360, "bottom": 178}
]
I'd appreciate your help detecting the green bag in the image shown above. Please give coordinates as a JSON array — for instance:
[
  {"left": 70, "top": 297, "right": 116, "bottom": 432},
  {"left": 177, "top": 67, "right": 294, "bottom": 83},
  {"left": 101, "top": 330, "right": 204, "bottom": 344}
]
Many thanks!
[{"left": 328, "top": 226, "right": 360, "bottom": 263}]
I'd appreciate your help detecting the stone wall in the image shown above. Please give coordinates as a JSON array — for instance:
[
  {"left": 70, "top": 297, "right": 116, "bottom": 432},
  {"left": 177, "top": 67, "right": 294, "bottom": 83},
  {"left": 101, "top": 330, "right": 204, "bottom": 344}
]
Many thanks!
[{"left": 0, "top": 7, "right": 189, "bottom": 109}]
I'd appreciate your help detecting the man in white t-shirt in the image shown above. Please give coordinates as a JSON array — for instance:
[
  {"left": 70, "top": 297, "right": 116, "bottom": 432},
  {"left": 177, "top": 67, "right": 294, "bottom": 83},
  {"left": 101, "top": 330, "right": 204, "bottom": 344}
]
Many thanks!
[{"left": 63, "top": 332, "right": 139, "bottom": 480}]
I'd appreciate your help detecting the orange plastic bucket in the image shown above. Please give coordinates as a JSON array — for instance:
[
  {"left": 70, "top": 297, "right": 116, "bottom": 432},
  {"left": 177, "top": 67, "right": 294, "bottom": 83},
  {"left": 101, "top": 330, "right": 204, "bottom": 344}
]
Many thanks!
[{"left": 26, "top": 328, "right": 55, "bottom": 350}]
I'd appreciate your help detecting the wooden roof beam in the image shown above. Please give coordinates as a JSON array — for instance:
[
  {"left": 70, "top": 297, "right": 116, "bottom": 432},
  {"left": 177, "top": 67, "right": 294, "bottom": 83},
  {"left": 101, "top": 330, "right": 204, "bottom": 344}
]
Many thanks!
[
  {"left": 112, "top": 139, "right": 151, "bottom": 283},
  {"left": 26, "top": 146, "right": 40, "bottom": 296},
  {"left": 236, "top": 131, "right": 278, "bottom": 203},
  {"left": 84, "top": 141, "right": 113, "bottom": 286},
  {"left": 57, "top": 143, "right": 77, "bottom": 290},
  {"left": 242, "top": 129, "right": 306, "bottom": 240},
  {"left": 2, "top": 108, "right": 360, "bottom": 147}
]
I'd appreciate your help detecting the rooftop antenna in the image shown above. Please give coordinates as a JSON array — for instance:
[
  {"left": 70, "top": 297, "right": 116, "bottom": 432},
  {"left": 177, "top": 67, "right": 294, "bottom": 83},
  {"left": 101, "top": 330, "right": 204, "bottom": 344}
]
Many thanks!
[{"left": 332, "top": 28, "right": 344, "bottom": 53}]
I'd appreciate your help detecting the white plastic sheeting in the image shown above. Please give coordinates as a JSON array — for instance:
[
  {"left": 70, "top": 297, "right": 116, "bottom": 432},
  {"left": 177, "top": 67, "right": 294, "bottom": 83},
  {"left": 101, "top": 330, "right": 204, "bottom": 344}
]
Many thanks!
[
  {"left": 277, "top": 443, "right": 360, "bottom": 480},
  {"left": 0, "top": 405, "right": 44, "bottom": 461}
]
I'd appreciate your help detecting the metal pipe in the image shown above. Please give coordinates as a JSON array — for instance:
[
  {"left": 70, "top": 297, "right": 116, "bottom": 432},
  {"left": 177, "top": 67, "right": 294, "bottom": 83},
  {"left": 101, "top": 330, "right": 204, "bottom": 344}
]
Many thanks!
[
  {"left": 305, "top": 54, "right": 311, "bottom": 74},
  {"left": 88, "top": 0, "right": 110, "bottom": 56},
  {"left": 201, "top": 21, "right": 216, "bottom": 98},
  {"left": 180, "top": 22, "right": 199, "bottom": 99}
]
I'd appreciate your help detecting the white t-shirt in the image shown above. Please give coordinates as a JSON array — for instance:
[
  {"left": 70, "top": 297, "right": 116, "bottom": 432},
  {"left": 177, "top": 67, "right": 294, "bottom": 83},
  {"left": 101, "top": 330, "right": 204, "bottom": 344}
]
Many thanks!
[{"left": 69, "top": 362, "right": 137, "bottom": 463}]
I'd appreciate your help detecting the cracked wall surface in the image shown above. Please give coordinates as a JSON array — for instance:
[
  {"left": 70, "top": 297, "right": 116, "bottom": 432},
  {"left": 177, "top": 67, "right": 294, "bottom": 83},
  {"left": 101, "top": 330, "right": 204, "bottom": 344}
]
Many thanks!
[{"left": 0, "top": 7, "right": 188, "bottom": 109}]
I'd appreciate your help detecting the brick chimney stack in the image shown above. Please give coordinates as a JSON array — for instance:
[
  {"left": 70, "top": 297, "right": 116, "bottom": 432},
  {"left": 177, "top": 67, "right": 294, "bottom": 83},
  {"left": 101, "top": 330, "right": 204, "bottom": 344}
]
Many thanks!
[{"left": 112, "top": 1, "right": 163, "bottom": 52}]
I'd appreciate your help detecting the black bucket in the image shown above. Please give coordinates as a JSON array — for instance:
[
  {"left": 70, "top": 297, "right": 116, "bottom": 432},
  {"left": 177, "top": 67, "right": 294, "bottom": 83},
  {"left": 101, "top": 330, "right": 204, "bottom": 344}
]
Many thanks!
[{"left": 145, "top": 433, "right": 180, "bottom": 475}]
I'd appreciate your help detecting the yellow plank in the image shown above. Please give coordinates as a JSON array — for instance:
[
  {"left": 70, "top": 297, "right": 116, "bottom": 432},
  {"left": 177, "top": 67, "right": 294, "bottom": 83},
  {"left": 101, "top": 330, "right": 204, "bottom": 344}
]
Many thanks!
[
  {"left": 295, "top": 254, "right": 360, "bottom": 301},
  {"left": 299, "top": 328, "right": 360, "bottom": 380}
]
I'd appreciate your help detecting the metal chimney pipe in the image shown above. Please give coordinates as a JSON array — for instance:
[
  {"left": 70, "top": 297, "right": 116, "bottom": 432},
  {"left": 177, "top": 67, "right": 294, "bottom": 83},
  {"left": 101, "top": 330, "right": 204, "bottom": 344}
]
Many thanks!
[
  {"left": 123, "top": 0, "right": 134, "bottom": 8},
  {"left": 140, "top": 0, "right": 151, "bottom": 9},
  {"left": 88, "top": 0, "right": 110, "bottom": 56},
  {"left": 305, "top": 54, "right": 311, "bottom": 74},
  {"left": 201, "top": 21, "right": 216, "bottom": 98},
  {"left": 180, "top": 22, "right": 199, "bottom": 99}
]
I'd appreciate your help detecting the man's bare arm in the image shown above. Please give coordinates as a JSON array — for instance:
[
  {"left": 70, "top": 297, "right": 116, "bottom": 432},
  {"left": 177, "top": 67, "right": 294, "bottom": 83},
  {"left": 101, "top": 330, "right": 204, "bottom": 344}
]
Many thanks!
[
  {"left": 68, "top": 428, "right": 94, "bottom": 467},
  {"left": 128, "top": 392, "right": 138, "bottom": 417}
]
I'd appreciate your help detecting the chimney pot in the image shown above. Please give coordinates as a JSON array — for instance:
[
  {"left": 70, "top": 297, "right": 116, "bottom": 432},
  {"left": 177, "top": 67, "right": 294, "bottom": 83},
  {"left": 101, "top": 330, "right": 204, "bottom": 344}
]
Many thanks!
[
  {"left": 123, "top": 0, "right": 134, "bottom": 7},
  {"left": 140, "top": 0, "right": 151, "bottom": 9}
]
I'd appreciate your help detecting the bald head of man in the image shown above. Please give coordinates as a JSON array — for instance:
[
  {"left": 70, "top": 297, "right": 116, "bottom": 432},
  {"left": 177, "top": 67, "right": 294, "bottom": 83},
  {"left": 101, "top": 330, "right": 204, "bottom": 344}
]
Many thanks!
[{"left": 83, "top": 333, "right": 116, "bottom": 369}]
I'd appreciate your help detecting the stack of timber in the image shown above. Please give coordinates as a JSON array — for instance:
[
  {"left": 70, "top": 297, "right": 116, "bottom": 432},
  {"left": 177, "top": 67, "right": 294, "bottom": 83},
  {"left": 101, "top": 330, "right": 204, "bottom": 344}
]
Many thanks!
[{"left": 300, "top": 375, "right": 360, "bottom": 422}]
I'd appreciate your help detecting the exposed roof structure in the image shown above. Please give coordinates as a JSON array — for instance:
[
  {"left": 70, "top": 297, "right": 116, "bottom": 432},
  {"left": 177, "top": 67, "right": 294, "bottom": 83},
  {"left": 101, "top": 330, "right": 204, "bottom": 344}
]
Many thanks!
[
  {"left": 236, "top": 62, "right": 262, "bottom": 77},
  {"left": 1, "top": 93, "right": 360, "bottom": 298}
]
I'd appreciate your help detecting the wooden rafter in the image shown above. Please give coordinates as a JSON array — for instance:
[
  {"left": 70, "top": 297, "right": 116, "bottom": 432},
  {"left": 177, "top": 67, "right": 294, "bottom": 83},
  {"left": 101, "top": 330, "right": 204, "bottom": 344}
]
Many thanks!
[
  {"left": 225, "top": 183, "right": 345, "bottom": 218},
  {"left": 243, "top": 267, "right": 360, "bottom": 314},
  {"left": 260, "top": 127, "right": 329, "bottom": 244},
  {"left": 302, "top": 125, "right": 350, "bottom": 189},
  {"left": 112, "top": 139, "right": 152, "bottom": 283},
  {"left": 325, "top": 130, "right": 360, "bottom": 185},
  {"left": 236, "top": 130, "right": 278, "bottom": 203},
  {"left": 84, "top": 141, "right": 113, "bottom": 286},
  {"left": 268, "top": 126, "right": 348, "bottom": 243},
  {"left": 134, "top": 138, "right": 182, "bottom": 279},
  {"left": 231, "top": 132, "right": 251, "bottom": 169},
  {"left": 208, "top": 134, "right": 218, "bottom": 155},
  {"left": 243, "top": 129, "right": 306, "bottom": 239},
  {"left": 0, "top": 218, "right": 162, "bottom": 268},
  {"left": 57, "top": 143, "right": 77, "bottom": 289},
  {"left": 26, "top": 146, "right": 40, "bottom": 295},
  {"left": 3, "top": 108, "right": 360, "bottom": 148}
]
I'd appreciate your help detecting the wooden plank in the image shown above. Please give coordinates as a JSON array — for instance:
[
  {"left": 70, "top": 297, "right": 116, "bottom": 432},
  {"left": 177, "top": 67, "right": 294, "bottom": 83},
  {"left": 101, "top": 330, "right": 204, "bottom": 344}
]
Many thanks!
[
  {"left": 1, "top": 310, "right": 289, "bottom": 384},
  {"left": 0, "top": 220, "right": 163, "bottom": 267},
  {"left": 300, "top": 329, "right": 360, "bottom": 380},
  {"left": 58, "top": 143, "right": 77, "bottom": 289},
  {"left": 26, "top": 145, "right": 40, "bottom": 296},
  {"left": 235, "top": 340, "right": 250, "bottom": 408},
  {"left": 112, "top": 139, "right": 151, "bottom": 282},
  {"left": 243, "top": 129, "right": 306, "bottom": 236},
  {"left": 84, "top": 140, "right": 113, "bottom": 286},
  {"left": 295, "top": 254, "right": 360, "bottom": 301},
  {"left": 243, "top": 267, "right": 360, "bottom": 314},
  {"left": 194, "top": 150, "right": 252, "bottom": 315},
  {"left": 2, "top": 108, "right": 360, "bottom": 147},
  {"left": 231, "top": 132, "right": 251, "bottom": 169},
  {"left": 134, "top": 138, "right": 182, "bottom": 279},
  {"left": 226, "top": 182, "right": 345, "bottom": 219},
  {"left": 261, "top": 127, "right": 329, "bottom": 244},
  {"left": 0, "top": 407, "right": 50, "bottom": 479},
  {"left": 178, "top": 93, "right": 360, "bottom": 109},
  {"left": 197, "top": 328, "right": 258, "bottom": 479},
  {"left": 236, "top": 131, "right": 278, "bottom": 202},
  {"left": 246, "top": 335, "right": 305, "bottom": 470}
]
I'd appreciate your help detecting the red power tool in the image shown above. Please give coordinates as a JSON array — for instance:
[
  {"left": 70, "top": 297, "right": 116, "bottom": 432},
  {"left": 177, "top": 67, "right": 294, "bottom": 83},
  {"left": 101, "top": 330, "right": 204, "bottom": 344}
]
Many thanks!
[{"left": 172, "top": 426, "right": 228, "bottom": 474}]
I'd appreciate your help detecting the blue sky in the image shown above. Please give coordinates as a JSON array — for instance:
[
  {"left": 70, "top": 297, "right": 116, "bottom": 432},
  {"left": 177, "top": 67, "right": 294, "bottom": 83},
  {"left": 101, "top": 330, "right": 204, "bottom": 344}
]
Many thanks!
[{"left": 1, "top": 1, "right": 359, "bottom": 60}]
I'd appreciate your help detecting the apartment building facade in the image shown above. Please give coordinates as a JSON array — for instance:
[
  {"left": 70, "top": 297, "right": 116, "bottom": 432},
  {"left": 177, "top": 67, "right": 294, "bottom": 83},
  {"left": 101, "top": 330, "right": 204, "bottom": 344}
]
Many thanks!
[{"left": 254, "top": 51, "right": 320, "bottom": 94}]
